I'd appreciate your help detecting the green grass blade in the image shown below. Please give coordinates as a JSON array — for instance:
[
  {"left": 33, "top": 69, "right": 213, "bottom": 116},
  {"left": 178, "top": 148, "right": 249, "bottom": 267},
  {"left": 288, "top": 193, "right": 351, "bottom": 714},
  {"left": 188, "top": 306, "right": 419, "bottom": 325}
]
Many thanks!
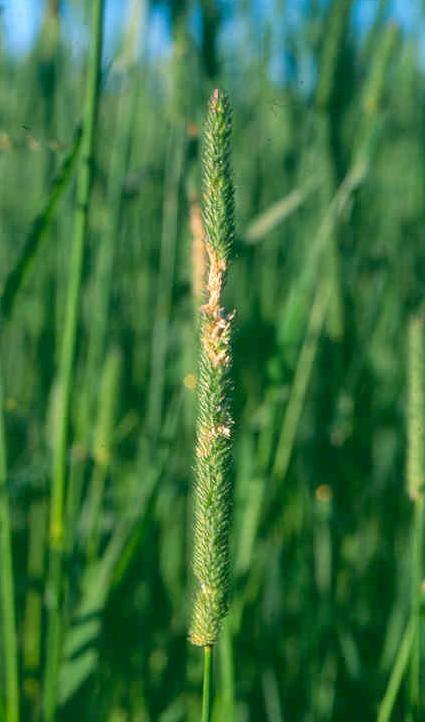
[
  {"left": 273, "top": 277, "right": 331, "bottom": 481},
  {"left": 243, "top": 181, "right": 320, "bottom": 245},
  {"left": 0, "top": 128, "right": 82, "bottom": 321}
]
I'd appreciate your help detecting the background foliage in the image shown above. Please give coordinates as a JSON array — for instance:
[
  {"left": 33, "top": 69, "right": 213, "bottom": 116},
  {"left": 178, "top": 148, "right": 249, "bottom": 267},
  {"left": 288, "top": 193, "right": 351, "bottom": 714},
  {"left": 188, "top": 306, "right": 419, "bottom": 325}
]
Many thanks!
[{"left": 0, "top": 1, "right": 424, "bottom": 721}]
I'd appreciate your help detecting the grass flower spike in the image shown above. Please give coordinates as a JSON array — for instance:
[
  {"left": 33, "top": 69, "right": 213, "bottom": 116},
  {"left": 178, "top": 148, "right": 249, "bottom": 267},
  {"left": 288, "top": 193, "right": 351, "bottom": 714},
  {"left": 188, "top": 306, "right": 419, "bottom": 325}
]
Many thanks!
[{"left": 190, "top": 88, "right": 235, "bottom": 653}]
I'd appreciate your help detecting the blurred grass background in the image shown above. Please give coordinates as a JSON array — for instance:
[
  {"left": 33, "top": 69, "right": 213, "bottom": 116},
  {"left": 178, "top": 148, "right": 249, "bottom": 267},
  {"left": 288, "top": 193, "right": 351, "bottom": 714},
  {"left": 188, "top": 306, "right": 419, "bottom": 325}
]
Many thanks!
[{"left": 0, "top": 1, "right": 425, "bottom": 721}]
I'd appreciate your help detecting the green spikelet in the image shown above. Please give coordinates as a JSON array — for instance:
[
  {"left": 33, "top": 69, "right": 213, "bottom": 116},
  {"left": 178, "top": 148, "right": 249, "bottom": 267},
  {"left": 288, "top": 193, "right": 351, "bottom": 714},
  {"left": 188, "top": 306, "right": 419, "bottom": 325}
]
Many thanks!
[{"left": 189, "top": 89, "right": 235, "bottom": 648}]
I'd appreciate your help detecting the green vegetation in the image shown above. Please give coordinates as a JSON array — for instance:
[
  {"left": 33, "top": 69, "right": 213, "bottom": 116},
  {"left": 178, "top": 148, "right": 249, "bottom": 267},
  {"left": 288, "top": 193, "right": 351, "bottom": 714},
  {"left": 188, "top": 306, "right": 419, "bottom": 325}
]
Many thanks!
[{"left": 0, "top": 1, "right": 424, "bottom": 721}]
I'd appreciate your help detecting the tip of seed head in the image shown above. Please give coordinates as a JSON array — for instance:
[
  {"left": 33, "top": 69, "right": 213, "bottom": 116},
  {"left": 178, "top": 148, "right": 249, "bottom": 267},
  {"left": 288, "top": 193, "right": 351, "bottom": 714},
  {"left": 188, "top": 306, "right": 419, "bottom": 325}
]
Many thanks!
[{"left": 210, "top": 88, "right": 220, "bottom": 113}]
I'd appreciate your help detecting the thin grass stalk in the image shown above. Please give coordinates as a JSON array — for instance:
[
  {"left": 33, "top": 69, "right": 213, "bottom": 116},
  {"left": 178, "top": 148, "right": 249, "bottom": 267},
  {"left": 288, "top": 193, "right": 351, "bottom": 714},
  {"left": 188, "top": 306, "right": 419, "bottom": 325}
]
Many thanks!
[
  {"left": 116, "top": 0, "right": 146, "bottom": 69},
  {"left": 272, "top": 278, "right": 331, "bottom": 482},
  {"left": 406, "top": 315, "right": 425, "bottom": 719},
  {"left": 83, "top": 348, "right": 121, "bottom": 564},
  {"left": 279, "top": 158, "right": 366, "bottom": 348},
  {"left": 314, "top": 0, "right": 354, "bottom": 338},
  {"left": 146, "top": 123, "right": 185, "bottom": 437},
  {"left": 262, "top": 667, "right": 284, "bottom": 722},
  {"left": 0, "top": 369, "right": 20, "bottom": 722},
  {"left": 357, "top": 23, "right": 398, "bottom": 156},
  {"left": 43, "top": 2, "right": 104, "bottom": 719},
  {"left": 202, "top": 646, "right": 213, "bottom": 722},
  {"left": 189, "top": 89, "right": 235, "bottom": 721},
  {"left": 409, "top": 497, "right": 424, "bottom": 716},
  {"left": 218, "top": 617, "right": 236, "bottom": 720},
  {"left": 78, "top": 68, "right": 137, "bottom": 444},
  {"left": 361, "top": 0, "right": 389, "bottom": 64},
  {"left": 315, "top": 0, "right": 353, "bottom": 111},
  {"left": 146, "top": 8, "right": 192, "bottom": 438},
  {"left": 377, "top": 620, "right": 415, "bottom": 722},
  {"left": 22, "top": 497, "right": 46, "bottom": 713}
]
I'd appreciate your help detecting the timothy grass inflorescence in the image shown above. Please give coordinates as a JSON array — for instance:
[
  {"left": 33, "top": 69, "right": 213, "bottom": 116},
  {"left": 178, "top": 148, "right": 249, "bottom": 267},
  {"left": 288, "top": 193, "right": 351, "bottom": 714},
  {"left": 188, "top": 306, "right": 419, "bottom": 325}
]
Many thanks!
[{"left": 189, "top": 89, "right": 235, "bottom": 649}]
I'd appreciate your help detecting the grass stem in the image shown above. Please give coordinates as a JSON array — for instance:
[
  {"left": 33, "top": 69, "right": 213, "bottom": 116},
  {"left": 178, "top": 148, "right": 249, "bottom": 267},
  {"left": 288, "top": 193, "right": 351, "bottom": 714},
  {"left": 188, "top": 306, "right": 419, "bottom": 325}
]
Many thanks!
[
  {"left": 377, "top": 620, "right": 414, "bottom": 722},
  {"left": 0, "top": 370, "right": 19, "bottom": 722},
  {"left": 202, "top": 646, "right": 213, "bottom": 722},
  {"left": 406, "top": 315, "right": 425, "bottom": 719},
  {"left": 43, "top": 1, "right": 104, "bottom": 719}
]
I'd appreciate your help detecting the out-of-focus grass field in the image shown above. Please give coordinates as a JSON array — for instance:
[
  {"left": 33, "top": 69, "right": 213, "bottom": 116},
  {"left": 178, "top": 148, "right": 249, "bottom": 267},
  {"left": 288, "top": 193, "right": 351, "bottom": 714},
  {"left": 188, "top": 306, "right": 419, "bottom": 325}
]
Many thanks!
[{"left": 0, "top": 1, "right": 424, "bottom": 721}]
